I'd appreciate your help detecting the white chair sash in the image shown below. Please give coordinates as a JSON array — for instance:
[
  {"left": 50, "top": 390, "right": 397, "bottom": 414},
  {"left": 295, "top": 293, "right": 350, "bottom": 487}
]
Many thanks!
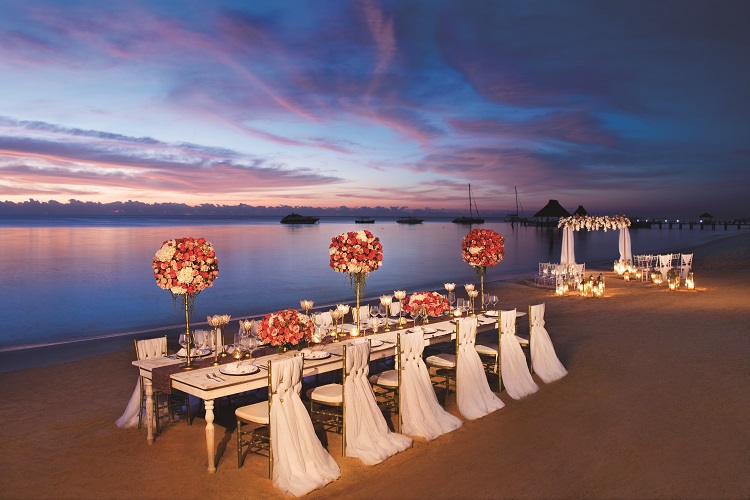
[
  {"left": 270, "top": 354, "right": 340, "bottom": 497},
  {"left": 680, "top": 253, "right": 693, "bottom": 280},
  {"left": 390, "top": 301, "right": 401, "bottom": 316},
  {"left": 529, "top": 304, "right": 567, "bottom": 384},
  {"left": 116, "top": 337, "right": 166, "bottom": 429},
  {"left": 343, "top": 340, "right": 412, "bottom": 465},
  {"left": 500, "top": 311, "right": 539, "bottom": 400},
  {"left": 400, "top": 329, "right": 463, "bottom": 440},
  {"left": 659, "top": 254, "right": 672, "bottom": 280},
  {"left": 455, "top": 317, "right": 505, "bottom": 420}
]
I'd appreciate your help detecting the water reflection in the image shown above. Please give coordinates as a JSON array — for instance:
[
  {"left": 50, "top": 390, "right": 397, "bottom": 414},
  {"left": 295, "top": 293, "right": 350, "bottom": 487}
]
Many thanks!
[{"left": 0, "top": 218, "right": 737, "bottom": 349}]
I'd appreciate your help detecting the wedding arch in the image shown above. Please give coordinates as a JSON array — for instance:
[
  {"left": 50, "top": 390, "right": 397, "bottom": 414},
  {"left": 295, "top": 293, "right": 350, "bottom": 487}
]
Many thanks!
[{"left": 557, "top": 215, "right": 632, "bottom": 267}]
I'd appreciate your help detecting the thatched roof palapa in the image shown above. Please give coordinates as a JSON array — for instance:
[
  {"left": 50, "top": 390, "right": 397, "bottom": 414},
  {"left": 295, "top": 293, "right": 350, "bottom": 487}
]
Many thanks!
[
  {"left": 573, "top": 205, "right": 589, "bottom": 216},
  {"left": 533, "top": 199, "right": 571, "bottom": 218}
]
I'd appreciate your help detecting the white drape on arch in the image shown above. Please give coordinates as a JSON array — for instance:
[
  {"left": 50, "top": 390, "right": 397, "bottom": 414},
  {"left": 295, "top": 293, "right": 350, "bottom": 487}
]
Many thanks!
[
  {"left": 619, "top": 226, "right": 632, "bottom": 264},
  {"left": 560, "top": 226, "right": 576, "bottom": 266}
]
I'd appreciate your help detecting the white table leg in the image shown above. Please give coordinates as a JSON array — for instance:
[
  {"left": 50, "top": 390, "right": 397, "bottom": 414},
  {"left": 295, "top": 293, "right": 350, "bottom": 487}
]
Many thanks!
[
  {"left": 144, "top": 377, "right": 155, "bottom": 445},
  {"left": 205, "top": 399, "right": 216, "bottom": 473}
]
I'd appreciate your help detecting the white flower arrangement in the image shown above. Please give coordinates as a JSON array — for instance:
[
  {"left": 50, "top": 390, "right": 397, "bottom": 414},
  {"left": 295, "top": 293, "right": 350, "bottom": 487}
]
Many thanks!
[{"left": 558, "top": 215, "right": 631, "bottom": 231}]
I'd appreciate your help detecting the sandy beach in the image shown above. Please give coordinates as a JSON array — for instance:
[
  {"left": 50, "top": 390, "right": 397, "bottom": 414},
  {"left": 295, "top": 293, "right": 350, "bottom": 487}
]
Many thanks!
[{"left": 1, "top": 232, "right": 748, "bottom": 500}]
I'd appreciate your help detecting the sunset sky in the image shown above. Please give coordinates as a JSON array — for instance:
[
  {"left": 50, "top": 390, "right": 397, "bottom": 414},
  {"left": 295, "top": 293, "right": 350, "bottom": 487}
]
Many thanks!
[{"left": 1, "top": 0, "right": 748, "bottom": 218}]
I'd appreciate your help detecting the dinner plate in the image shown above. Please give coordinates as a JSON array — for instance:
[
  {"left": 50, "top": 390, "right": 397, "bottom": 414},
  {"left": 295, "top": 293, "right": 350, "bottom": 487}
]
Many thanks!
[
  {"left": 301, "top": 349, "right": 331, "bottom": 360},
  {"left": 484, "top": 310, "right": 499, "bottom": 317},
  {"left": 368, "top": 339, "right": 384, "bottom": 348},
  {"left": 176, "top": 348, "right": 211, "bottom": 357},
  {"left": 407, "top": 327, "right": 437, "bottom": 334},
  {"left": 219, "top": 363, "right": 260, "bottom": 376}
]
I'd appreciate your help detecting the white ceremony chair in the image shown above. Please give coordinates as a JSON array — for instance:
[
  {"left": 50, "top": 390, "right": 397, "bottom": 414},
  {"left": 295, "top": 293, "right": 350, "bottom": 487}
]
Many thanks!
[
  {"left": 237, "top": 354, "right": 339, "bottom": 497},
  {"left": 499, "top": 310, "right": 539, "bottom": 400},
  {"left": 378, "top": 329, "right": 462, "bottom": 440},
  {"left": 454, "top": 316, "right": 505, "bottom": 420},
  {"left": 680, "top": 253, "right": 693, "bottom": 281},
  {"left": 658, "top": 254, "right": 672, "bottom": 281},
  {"left": 529, "top": 304, "right": 568, "bottom": 383}
]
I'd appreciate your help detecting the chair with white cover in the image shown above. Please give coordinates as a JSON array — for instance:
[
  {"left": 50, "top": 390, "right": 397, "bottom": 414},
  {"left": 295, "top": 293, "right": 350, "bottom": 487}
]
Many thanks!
[
  {"left": 680, "top": 253, "right": 693, "bottom": 281},
  {"left": 475, "top": 311, "right": 528, "bottom": 390},
  {"left": 116, "top": 336, "right": 189, "bottom": 430},
  {"left": 528, "top": 304, "right": 567, "bottom": 383},
  {"left": 424, "top": 324, "right": 458, "bottom": 402},
  {"left": 455, "top": 316, "right": 505, "bottom": 420},
  {"left": 393, "top": 328, "right": 463, "bottom": 440},
  {"left": 500, "top": 310, "right": 539, "bottom": 400},
  {"left": 343, "top": 340, "right": 412, "bottom": 464},
  {"left": 237, "top": 354, "right": 339, "bottom": 497},
  {"left": 658, "top": 254, "right": 672, "bottom": 281}
]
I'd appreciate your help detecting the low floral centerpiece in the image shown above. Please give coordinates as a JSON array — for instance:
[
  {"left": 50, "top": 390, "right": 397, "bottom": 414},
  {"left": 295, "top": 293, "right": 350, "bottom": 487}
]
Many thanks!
[
  {"left": 461, "top": 228, "right": 505, "bottom": 312},
  {"left": 152, "top": 237, "right": 219, "bottom": 368},
  {"left": 258, "top": 308, "right": 314, "bottom": 351},
  {"left": 402, "top": 291, "right": 450, "bottom": 322},
  {"left": 329, "top": 229, "right": 383, "bottom": 329}
]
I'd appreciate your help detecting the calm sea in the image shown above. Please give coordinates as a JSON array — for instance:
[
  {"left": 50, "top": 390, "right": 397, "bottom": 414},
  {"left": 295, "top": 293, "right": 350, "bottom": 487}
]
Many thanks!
[{"left": 0, "top": 216, "right": 740, "bottom": 351}]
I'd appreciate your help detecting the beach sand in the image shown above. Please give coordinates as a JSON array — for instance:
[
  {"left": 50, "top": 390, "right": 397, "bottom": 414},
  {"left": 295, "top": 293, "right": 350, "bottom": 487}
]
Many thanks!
[{"left": 1, "top": 232, "right": 748, "bottom": 499}]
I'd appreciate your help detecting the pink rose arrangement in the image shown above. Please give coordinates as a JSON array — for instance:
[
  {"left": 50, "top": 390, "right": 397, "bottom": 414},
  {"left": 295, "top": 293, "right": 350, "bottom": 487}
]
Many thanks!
[
  {"left": 152, "top": 237, "right": 219, "bottom": 296},
  {"left": 461, "top": 228, "right": 505, "bottom": 268},
  {"left": 329, "top": 230, "right": 383, "bottom": 276},
  {"left": 402, "top": 291, "right": 450, "bottom": 317},
  {"left": 257, "top": 308, "right": 313, "bottom": 347}
]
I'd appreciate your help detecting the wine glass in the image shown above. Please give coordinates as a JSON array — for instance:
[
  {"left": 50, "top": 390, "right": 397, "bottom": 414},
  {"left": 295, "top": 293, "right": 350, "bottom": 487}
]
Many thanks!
[
  {"left": 246, "top": 334, "right": 258, "bottom": 358},
  {"left": 370, "top": 304, "right": 381, "bottom": 332},
  {"left": 178, "top": 333, "right": 188, "bottom": 355},
  {"left": 489, "top": 294, "right": 498, "bottom": 311},
  {"left": 409, "top": 307, "right": 420, "bottom": 329},
  {"left": 448, "top": 291, "right": 456, "bottom": 314}
]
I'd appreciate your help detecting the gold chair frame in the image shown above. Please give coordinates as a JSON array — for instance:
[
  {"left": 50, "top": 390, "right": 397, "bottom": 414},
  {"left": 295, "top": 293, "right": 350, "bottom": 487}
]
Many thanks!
[
  {"left": 370, "top": 334, "right": 405, "bottom": 433},
  {"left": 308, "top": 345, "right": 350, "bottom": 456},
  {"left": 426, "top": 321, "right": 459, "bottom": 404},
  {"left": 236, "top": 360, "right": 274, "bottom": 478}
]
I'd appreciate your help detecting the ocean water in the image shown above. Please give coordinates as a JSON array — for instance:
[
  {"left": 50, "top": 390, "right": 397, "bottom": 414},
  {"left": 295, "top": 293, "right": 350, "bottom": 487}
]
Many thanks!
[{"left": 0, "top": 216, "right": 740, "bottom": 350}]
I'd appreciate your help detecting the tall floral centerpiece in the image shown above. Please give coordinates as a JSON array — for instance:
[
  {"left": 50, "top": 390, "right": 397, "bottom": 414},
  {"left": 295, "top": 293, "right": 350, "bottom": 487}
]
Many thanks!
[
  {"left": 329, "top": 230, "right": 383, "bottom": 331},
  {"left": 152, "top": 237, "right": 219, "bottom": 369},
  {"left": 258, "top": 308, "right": 314, "bottom": 352},
  {"left": 402, "top": 291, "right": 450, "bottom": 323},
  {"left": 461, "top": 228, "right": 505, "bottom": 312}
]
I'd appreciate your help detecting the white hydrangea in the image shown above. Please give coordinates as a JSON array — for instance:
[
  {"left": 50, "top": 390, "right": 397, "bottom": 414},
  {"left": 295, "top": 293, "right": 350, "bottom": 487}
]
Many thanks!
[
  {"left": 177, "top": 266, "right": 195, "bottom": 284},
  {"left": 468, "top": 246, "right": 483, "bottom": 255},
  {"left": 155, "top": 244, "right": 176, "bottom": 262}
]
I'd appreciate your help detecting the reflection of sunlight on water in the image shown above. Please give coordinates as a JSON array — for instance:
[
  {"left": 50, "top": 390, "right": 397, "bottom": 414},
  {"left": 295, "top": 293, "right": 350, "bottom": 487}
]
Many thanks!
[{"left": 0, "top": 218, "right": 739, "bottom": 349}]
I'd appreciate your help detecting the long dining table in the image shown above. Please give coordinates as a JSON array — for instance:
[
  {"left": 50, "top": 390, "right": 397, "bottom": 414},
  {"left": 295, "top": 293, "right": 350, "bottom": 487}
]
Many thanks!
[{"left": 132, "top": 312, "right": 503, "bottom": 473}]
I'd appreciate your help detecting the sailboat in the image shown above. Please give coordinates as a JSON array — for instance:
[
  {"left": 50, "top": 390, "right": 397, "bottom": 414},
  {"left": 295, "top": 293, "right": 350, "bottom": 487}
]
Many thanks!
[
  {"left": 452, "top": 184, "right": 484, "bottom": 224},
  {"left": 504, "top": 186, "right": 526, "bottom": 222}
]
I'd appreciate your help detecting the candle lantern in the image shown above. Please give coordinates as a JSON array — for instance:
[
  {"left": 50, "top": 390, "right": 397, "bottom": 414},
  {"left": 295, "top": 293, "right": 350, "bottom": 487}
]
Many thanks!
[{"left": 686, "top": 271, "right": 695, "bottom": 290}]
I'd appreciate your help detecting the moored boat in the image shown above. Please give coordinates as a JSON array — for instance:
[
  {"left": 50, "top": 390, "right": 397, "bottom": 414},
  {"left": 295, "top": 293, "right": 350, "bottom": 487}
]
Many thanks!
[
  {"left": 452, "top": 183, "right": 484, "bottom": 224},
  {"left": 280, "top": 213, "right": 319, "bottom": 224},
  {"left": 396, "top": 216, "right": 424, "bottom": 224},
  {"left": 354, "top": 217, "right": 375, "bottom": 223}
]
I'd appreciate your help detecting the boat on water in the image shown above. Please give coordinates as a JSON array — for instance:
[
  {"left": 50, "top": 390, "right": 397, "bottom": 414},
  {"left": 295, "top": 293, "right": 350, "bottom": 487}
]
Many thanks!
[
  {"left": 280, "top": 213, "right": 319, "bottom": 224},
  {"left": 396, "top": 216, "right": 424, "bottom": 224},
  {"left": 504, "top": 186, "right": 526, "bottom": 223},
  {"left": 452, "top": 183, "right": 484, "bottom": 224},
  {"left": 354, "top": 217, "right": 375, "bottom": 224}
]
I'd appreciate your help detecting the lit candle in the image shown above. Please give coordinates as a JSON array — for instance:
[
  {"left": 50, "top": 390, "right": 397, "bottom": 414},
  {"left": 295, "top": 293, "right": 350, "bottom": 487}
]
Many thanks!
[
  {"left": 394, "top": 290, "right": 406, "bottom": 301},
  {"left": 444, "top": 283, "right": 455, "bottom": 292},
  {"left": 350, "top": 327, "right": 359, "bottom": 337},
  {"left": 464, "top": 283, "right": 475, "bottom": 293}
]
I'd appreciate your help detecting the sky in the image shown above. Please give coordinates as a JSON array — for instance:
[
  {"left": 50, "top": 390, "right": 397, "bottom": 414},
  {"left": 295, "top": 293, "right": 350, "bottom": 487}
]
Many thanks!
[{"left": 0, "top": 0, "right": 748, "bottom": 218}]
